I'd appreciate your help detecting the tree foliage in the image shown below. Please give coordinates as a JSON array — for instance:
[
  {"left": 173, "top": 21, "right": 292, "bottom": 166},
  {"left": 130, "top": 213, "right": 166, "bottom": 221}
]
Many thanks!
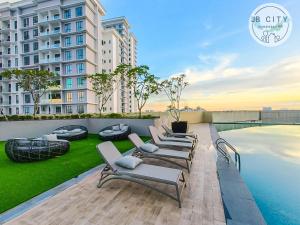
[
  {"left": 88, "top": 72, "right": 117, "bottom": 116},
  {"left": 161, "top": 74, "right": 189, "bottom": 122},
  {"left": 0, "top": 69, "right": 58, "bottom": 116}
]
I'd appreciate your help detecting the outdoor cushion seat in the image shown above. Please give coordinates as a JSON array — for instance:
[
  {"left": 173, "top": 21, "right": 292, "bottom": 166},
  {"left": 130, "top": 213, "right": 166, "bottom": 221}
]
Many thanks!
[
  {"left": 5, "top": 138, "right": 70, "bottom": 162},
  {"left": 99, "top": 124, "right": 131, "bottom": 141},
  {"left": 52, "top": 125, "right": 88, "bottom": 141}
]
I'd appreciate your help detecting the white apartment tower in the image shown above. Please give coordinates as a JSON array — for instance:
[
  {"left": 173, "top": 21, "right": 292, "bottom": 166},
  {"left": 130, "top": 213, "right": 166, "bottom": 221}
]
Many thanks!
[
  {"left": 0, "top": 0, "right": 137, "bottom": 115},
  {"left": 102, "top": 17, "right": 137, "bottom": 113}
]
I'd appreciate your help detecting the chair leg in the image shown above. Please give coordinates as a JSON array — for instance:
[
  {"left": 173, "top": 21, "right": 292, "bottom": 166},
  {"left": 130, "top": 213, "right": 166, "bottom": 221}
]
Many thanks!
[
  {"left": 97, "top": 165, "right": 110, "bottom": 188},
  {"left": 175, "top": 184, "right": 181, "bottom": 208}
]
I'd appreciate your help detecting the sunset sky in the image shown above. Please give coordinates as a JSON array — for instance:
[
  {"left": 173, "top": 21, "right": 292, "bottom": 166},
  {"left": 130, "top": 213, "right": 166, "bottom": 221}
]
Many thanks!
[
  {"left": 1, "top": 0, "right": 299, "bottom": 111},
  {"left": 102, "top": 0, "right": 300, "bottom": 111}
]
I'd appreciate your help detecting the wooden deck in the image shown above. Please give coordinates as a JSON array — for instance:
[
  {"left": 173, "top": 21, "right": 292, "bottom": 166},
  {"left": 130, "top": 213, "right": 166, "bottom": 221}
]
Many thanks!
[{"left": 5, "top": 124, "right": 225, "bottom": 225}]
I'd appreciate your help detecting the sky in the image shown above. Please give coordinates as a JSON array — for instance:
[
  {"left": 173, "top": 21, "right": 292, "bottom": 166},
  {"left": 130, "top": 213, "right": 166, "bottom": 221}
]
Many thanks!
[
  {"left": 101, "top": 0, "right": 300, "bottom": 111},
  {"left": 1, "top": 0, "right": 299, "bottom": 111}
]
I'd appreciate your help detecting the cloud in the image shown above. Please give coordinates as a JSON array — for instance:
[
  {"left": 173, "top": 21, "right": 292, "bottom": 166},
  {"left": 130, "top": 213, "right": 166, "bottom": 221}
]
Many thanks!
[
  {"left": 146, "top": 54, "right": 300, "bottom": 111},
  {"left": 187, "top": 55, "right": 300, "bottom": 95}
]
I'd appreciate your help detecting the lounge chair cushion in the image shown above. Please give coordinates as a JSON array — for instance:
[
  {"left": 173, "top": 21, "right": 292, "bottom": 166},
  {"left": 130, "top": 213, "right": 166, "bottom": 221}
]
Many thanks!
[
  {"left": 140, "top": 143, "right": 159, "bottom": 153},
  {"left": 42, "top": 134, "right": 58, "bottom": 141},
  {"left": 115, "top": 156, "right": 143, "bottom": 169},
  {"left": 112, "top": 125, "right": 120, "bottom": 131},
  {"left": 70, "top": 128, "right": 82, "bottom": 133},
  {"left": 103, "top": 130, "right": 113, "bottom": 134},
  {"left": 53, "top": 129, "right": 68, "bottom": 134}
]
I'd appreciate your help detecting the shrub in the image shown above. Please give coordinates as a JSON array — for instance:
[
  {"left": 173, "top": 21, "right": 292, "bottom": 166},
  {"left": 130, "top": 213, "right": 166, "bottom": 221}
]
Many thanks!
[
  {"left": 106, "top": 113, "right": 123, "bottom": 118},
  {"left": 0, "top": 113, "right": 157, "bottom": 121},
  {"left": 70, "top": 114, "right": 80, "bottom": 119},
  {"left": 0, "top": 116, "right": 7, "bottom": 121},
  {"left": 47, "top": 115, "right": 54, "bottom": 120},
  {"left": 40, "top": 115, "right": 48, "bottom": 120}
]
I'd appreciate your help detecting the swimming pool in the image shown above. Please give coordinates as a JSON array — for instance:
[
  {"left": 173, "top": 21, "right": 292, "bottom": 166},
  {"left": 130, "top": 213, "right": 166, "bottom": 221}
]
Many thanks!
[{"left": 219, "top": 125, "right": 300, "bottom": 225}]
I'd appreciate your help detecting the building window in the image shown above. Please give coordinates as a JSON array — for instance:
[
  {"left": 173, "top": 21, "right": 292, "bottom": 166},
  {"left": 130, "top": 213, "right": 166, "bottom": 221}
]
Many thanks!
[
  {"left": 76, "top": 49, "right": 84, "bottom": 59},
  {"left": 33, "top": 42, "right": 39, "bottom": 51},
  {"left": 64, "top": 23, "right": 71, "bottom": 33},
  {"left": 15, "top": 33, "right": 18, "bottom": 41},
  {"left": 24, "top": 94, "right": 31, "bottom": 103},
  {"left": 16, "top": 83, "right": 19, "bottom": 91},
  {"left": 66, "top": 78, "right": 72, "bottom": 89},
  {"left": 56, "top": 106, "right": 61, "bottom": 114},
  {"left": 75, "top": 7, "right": 83, "bottom": 17},
  {"left": 33, "top": 29, "right": 38, "bottom": 37},
  {"left": 77, "top": 77, "right": 85, "bottom": 88},
  {"left": 23, "top": 31, "right": 29, "bottom": 40},
  {"left": 23, "top": 18, "right": 29, "bottom": 27},
  {"left": 78, "top": 91, "right": 84, "bottom": 102},
  {"left": 64, "top": 9, "right": 71, "bottom": 19},
  {"left": 66, "top": 92, "right": 72, "bottom": 103},
  {"left": 34, "top": 55, "right": 39, "bottom": 64},
  {"left": 65, "top": 64, "right": 72, "bottom": 74},
  {"left": 76, "top": 63, "right": 84, "bottom": 74},
  {"left": 66, "top": 105, "right": 72, "bottom": 114},
  {"left": 77, "top": 104, "right": 84, "bottom": 114},
  {"left": 14, "top": 21, "right": 17, "bottom": 29},
  {"left": 15, "top": 58, "right": 18, "bottom": 67},
  {"left": 16, "top": 95, "right": 19, "bottom": 104},
  {"left": 23, "top": 56, "right": 30, "bottom": 66},
  {"left": 65, "top": 51, "right": 72, "bottom": 60},
  {"left": 24, "top": 106, "right": 30, "bottom": 114},
  {"left": 76, "top": 21, "right": 83, "bottom": 31},
  {"left": 76, "top": 35, "right": 83, "bottom": 45},
  {"left": 23, "top": 43, "right": 30, "bottom": 53},
  {"left": 64, "top": 36, "right": 71, "bottom": 46},
  {"left": 33, "top": 16, "right": 38, "bottom": 24},
  {"left": 16, "top": 107, "right": 19, "bottom": 115}
]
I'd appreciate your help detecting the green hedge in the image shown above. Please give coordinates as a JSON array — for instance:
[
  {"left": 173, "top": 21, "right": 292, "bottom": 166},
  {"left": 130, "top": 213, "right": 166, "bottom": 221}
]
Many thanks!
[{"left": 0, "top": 113, "right": 157, "bottom": 121}]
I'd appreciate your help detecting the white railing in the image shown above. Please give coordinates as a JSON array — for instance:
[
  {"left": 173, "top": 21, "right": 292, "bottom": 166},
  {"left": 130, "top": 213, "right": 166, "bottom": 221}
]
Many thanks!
[{"left": 40, "top": 57, "right": 61, "bottom": 64}]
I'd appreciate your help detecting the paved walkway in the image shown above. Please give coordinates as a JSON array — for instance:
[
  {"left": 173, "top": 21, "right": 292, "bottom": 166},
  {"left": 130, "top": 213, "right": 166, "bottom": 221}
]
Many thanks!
[{"left": 5, "top": 124, "right": 225, "bottom": 225}]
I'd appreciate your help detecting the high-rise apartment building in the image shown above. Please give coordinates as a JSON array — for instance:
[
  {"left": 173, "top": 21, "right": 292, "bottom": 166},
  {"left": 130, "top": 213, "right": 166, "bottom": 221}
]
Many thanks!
[
  {"left": 0, "top": 0, "right": 137, "bottom": 115},
  {"left": 102, "top": 17, "right": 137, "bottom": 113}
]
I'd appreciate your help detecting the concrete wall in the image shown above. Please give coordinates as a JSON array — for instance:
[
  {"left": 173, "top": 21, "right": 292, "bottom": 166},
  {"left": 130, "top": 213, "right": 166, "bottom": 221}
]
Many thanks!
[
  {"left": 261, "top": 110, "right": 300, "bottom": 123},
  {"left": 0, "top": 119, "right": 87, "bottom": 141},
  {"left": 211, "top": 111, "right": 260, "bottom": 123},
  {"left": 0, "top": 118, "right": 157, "bottom": 141}
]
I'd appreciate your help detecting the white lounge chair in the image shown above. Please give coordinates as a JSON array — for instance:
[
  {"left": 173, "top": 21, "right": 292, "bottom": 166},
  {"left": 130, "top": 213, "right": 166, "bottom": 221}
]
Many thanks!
[
  {"left": 96, "top": 141, "right": 186, "bottom": 207},
  {"left": 128, "top": 133, "right": 192, "bottom": 172}
]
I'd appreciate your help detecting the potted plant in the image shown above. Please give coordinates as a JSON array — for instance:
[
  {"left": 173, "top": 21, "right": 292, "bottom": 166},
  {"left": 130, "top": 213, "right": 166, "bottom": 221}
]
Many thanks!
[{"left": 161, "top": 74, "right": 189, "bottom": 133}]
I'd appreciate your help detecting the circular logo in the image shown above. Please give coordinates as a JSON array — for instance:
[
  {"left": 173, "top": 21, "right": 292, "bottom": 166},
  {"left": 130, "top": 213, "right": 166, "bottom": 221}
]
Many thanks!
[{"left": 249, "top": 3, "right": 292, "bottom": 47}]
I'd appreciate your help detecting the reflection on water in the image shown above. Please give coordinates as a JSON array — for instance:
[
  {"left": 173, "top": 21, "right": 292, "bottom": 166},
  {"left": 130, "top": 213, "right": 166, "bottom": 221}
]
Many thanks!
[{"left": 221, "top": 125, "right": 300, "bottom": 225}]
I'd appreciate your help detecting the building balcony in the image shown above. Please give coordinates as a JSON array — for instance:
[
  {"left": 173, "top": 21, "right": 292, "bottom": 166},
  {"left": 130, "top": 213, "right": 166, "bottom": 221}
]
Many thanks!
[
  {"left": 39, "top": 16, "right": 61, "bottom": 24},
  {"left": 0, "top": 28, "right": 15, "bottom": 34},
  {"left": 0, "top": 40, "right": 13, "bottom": 46},
  {"left": 40, "top": 57, "right": 61, "bottom": 64},
  {"left": 38, "top": 30, "right": 61, "bottom": 39},
  {"left": 40, "top": 98, "right": 62, "bottom": 104},
  {"left": 40, "top": 44, "right": 61, "bottom": 51}
]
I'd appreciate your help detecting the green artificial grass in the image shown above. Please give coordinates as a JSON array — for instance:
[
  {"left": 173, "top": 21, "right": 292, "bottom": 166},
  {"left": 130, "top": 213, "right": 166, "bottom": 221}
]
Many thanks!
[{"left": 0, "top": 134, "right": 150, "bottom": 214}]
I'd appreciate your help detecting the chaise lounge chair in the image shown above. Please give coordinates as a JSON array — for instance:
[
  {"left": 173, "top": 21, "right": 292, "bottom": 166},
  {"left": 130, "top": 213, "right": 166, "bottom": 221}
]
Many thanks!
[
  {"left": 96, "top": 141, "right": 186, "bottom": 207},
  {"left": 155, "top": 126, "right": 195, "bottom": 144},
  {"left": 128, "top": 133, "right": 192, "bottom": 172},
  {"left": 162, "top": 124, "right": 198, "bottom": 140},
  {"left": 148, "top": 126, "right": 196, "bottom": 156}
]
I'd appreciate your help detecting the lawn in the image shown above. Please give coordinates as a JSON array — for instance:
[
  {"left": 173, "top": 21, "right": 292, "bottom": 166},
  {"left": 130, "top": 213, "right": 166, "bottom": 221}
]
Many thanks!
[{"left": 0, "top": 134, "right": 150, "bottom": 214}]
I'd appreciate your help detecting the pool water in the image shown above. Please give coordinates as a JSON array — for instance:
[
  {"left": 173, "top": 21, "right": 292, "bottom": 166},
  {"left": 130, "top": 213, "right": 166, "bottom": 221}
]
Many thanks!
[{"left": 220, "top": 125, "right": 300, "bottom": 225}]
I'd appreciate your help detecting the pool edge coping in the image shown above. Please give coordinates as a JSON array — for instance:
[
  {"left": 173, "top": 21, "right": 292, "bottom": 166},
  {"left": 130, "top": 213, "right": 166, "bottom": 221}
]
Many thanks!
[{"left": 210, "top": 124, "right": 267, "bottom": 225}]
